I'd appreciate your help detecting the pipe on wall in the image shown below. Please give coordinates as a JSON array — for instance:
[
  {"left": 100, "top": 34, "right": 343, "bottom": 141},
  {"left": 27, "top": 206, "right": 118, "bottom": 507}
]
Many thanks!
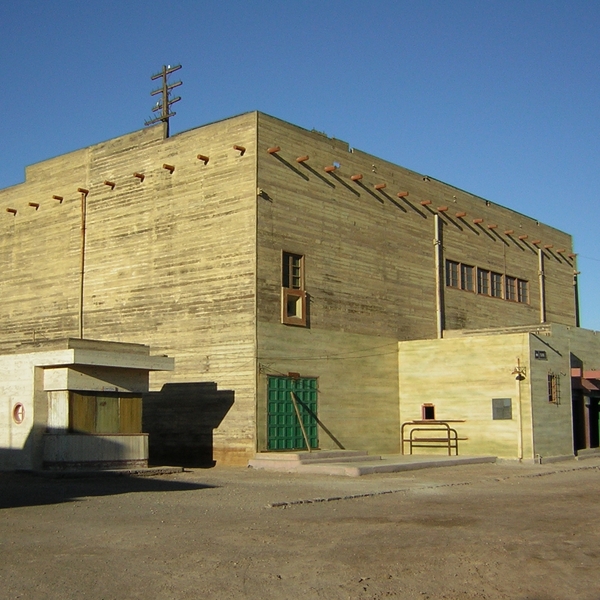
[
  {"left": 434, "top": 214, "right": 445, "bottom": 338},
  {"left": 79, "top": 190, "right": 87, "bottom": 339},
  {"left": 538, "top": 248, "right": 546, "bottom": 324}
]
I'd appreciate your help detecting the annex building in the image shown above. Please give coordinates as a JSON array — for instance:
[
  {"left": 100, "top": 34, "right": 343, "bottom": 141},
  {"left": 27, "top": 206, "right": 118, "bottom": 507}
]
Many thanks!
[{"left": 1, "top": 111, "right": 599, "bottom": 470}]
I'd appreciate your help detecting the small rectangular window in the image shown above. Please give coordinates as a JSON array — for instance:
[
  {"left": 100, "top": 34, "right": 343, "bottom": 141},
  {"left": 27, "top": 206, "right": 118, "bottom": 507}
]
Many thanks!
[
  {"left": 505, "top": 276, "right": 516, "bottom": 301},
  {"left": 421, "top": 404, "right": 436, "bottom": 420},
  {"left": 517, "top": 279, "right": 529, "bottom": 303},
  {"left": 282, "top": 252, "right": 307, "bottom": 326},
  {"left": 492, "top": 398, "right": 512, "bottom": 420},
  {"left": 282, "top": 252, "right": 304, "bottom": 290},
  {"left": 477, "top": 268, "right": 490, "bottom": 295},
  {"left": 491, "top": 272, "right": 503, "bottom": 298},
  {"left": 446, "top": 260, "right": 459, "bottom": 288},
  {"left": 548, "top": 373, "right": 560, "bottom": 404},
  {"left": 460, "top": 264, "right": 474, "bottom": 292}
]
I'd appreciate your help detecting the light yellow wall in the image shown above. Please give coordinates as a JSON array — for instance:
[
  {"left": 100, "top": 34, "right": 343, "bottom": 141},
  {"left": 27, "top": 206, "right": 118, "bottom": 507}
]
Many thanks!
[
  {"left": 398, "top": 334, "right": 535, "bottom": 459},
  {"left": 0, "top": 115, "right": 259, "bottom": 465}
]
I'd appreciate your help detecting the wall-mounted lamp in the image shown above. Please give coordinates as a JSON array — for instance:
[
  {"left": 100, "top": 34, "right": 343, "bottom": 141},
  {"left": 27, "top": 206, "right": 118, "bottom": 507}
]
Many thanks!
[{"left": 512, "top": 359, "right": 526, "bottom": 380}]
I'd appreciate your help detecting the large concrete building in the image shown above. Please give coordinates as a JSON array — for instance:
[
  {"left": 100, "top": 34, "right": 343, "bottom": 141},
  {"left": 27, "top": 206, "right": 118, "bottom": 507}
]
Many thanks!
[{"left": 1, "top": 111, "right": 598, "bottom": 469}]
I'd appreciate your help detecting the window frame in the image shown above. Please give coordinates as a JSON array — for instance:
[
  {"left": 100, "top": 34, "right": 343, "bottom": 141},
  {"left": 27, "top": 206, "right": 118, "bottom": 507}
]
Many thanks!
[
  {"left": 460, "top": 264, "right": 475, "bottom": 292},
  {"left": 281, "top": 251, "right": 307, "bottom": 327},
  {"left": 492, "top": 398, "right": 512, "bottom": 420},
  {"left": 446, "top": 260, "right": 459, "bottom": 288}
]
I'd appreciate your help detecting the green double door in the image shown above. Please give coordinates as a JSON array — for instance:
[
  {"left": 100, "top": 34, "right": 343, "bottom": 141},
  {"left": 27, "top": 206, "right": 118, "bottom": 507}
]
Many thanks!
[{"left": 267, "top": 376, "right": 318, "bottom": 450}]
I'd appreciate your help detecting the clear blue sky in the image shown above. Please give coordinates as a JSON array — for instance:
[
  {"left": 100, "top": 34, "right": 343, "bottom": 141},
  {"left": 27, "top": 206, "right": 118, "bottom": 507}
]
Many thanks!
[{"left": 1, "top": 1, "right": 598, "bottom": 329}]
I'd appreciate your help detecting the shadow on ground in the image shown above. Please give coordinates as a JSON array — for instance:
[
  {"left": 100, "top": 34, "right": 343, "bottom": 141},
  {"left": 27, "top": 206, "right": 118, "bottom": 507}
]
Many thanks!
[{"left": 0, "top": 472, "right": 216, "bottom": 510}]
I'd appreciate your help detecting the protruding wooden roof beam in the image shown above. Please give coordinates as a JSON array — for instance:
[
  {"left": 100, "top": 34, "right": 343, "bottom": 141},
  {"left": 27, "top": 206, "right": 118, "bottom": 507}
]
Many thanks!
[
  {"left": 397, "top": 191, "right": 409, "bottom": 198},
  {"left": 52, "top": 195, "right": 64, "bottom": 203},
  {"left": 134, "top": 173, "right": 145, "bottom": 181},
  {"left": 350, "top": 174, "right": 363, "bottom": 181},
  {"left": 163, "top": 163, "right": 175, "bottom": 173},
  {"left": 104, "top": 180, "right": 116, "bottom": 189},
  {"left": 233, "top": 145, "right": 246, "bottom": 156},
  {"left": 296, "top": 155, "right": 309, "bottom": 163},
  {"left": 374, "top": 183, "right": 386, "bottom": 190},
  {"left": 267, "top": 146, "right": 280, "bottom": 154},
  {"left": 197, "top": 154, "right": 209, "bottom": 165}
]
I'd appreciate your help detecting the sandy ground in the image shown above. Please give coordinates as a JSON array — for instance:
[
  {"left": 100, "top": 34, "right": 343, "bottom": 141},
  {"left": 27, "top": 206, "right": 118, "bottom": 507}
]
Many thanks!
[{"left": 1, "top": 458, "right": 599, "bottom": 600}]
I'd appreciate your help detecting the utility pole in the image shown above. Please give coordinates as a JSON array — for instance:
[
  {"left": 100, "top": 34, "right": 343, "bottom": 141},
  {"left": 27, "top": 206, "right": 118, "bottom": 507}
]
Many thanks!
[{"left": 145, "top": 64, "right": 182, "bottom": 138}]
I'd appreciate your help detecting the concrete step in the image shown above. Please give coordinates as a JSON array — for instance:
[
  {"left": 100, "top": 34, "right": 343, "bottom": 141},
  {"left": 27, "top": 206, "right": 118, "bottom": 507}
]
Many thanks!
[
  {"left": 249, "top": 453, "right": 497, "bottom": 476},
  {"left": 249, "top": 450, "right": 378, "bottom": 471}
]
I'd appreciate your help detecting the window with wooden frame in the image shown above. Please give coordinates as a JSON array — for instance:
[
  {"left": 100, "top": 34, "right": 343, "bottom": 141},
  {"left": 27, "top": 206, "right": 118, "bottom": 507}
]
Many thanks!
[
  {"left": 460, "top": 264, "right": 474, "bottom": 292},
  {"left": 517, "top": 279, "right": 529, "bottom": 304},
  {"left": 548, "top": 373, "right": 560, "bottom": 404},
  {"left": 477, "top": 268, "right": 490, "bottom": 296},
  {"left": 491, "top": 272, "right": 503, "bottom": 298},
  {"left": 505, "top": 276, "right": 517, "bottom": 301},
  {"left": 282, "top": 251, "right": 307, "bottom": 326},
  {"left": 446, "top": 260, "right": 459, "bottom": 288}
]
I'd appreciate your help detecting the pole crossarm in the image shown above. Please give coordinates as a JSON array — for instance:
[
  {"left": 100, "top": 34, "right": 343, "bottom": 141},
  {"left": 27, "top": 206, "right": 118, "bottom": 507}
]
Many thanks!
[{"left": 144, "top": 64, "right": 182, "bottom": 137}]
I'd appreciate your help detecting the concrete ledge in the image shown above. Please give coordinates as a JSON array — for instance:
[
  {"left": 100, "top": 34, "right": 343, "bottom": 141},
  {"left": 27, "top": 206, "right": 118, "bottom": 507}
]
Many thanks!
[
  {"left": 576, "top": 448, "right": 600, "bottom": 460},
  {"left": 249, "top": 453, "right": 497, "bottom": 477}
]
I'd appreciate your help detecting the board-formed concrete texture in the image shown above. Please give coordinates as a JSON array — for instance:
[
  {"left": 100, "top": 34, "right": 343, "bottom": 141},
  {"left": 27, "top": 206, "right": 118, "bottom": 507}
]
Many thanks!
[{"left": 2, "top": 111, "right": 595, "bottom": 466}]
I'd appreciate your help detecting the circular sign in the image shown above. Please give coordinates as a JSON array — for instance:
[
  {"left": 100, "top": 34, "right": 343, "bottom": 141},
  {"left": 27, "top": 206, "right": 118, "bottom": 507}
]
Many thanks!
[{"left": 12, "top": 403, "right": 25, "bottom": 424}]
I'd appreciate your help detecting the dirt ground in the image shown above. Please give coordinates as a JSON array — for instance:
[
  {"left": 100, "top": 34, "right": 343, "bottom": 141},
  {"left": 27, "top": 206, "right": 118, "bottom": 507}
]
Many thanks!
[{"left": 1, "top": 458, "right": 599, "bottom": 600}]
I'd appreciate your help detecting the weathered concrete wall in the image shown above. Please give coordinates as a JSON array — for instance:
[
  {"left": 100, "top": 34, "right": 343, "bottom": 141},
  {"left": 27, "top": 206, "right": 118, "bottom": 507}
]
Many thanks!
[
  {"left": 255, "top": 113, "right": 575, "bottom": 456},
  {"left": 1, "top": 115, "right": 259, "bottom": 465},
  {"left": 528, "top": 326, "right": 574, "bottom": 458}
]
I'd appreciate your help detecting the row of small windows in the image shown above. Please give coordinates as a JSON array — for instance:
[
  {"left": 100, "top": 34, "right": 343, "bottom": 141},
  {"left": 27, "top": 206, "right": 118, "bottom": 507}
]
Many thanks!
[{"left": 446, "top": 260, "right": 529, "bottom": 304}]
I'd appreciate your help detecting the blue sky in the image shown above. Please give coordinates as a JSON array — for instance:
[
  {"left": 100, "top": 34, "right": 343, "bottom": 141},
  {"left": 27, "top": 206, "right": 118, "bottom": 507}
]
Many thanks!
[{"left": 1, "top": 1, "right": 598, "bottom": 329}]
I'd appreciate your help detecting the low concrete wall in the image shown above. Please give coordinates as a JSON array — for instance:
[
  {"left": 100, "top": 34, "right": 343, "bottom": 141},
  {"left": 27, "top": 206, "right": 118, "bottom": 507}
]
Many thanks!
[{"left": 43, "top": 434, "right": 148, "bottom": 470}]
